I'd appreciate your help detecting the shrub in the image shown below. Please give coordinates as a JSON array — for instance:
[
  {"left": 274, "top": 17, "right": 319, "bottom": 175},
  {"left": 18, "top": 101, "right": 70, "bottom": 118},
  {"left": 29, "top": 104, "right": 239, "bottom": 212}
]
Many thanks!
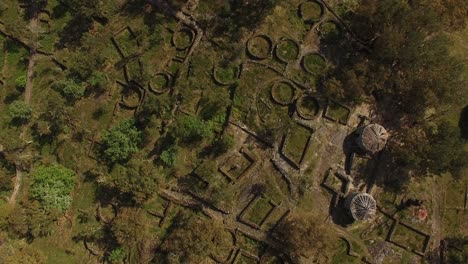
[
  {"left": 101, "top": 119, "right": 141, "bottom": 163},
  {"left": 54, "top": 79, "right": 85, "bottom": 101},
  {"left": 108, "top": 159, "right": 160, "bottom": 204},
  {"left": 213, "top": 134, "right": 235, "bottom": 155},
  {"left": 175, "top": 116, "right": 213, "bottom": 143},
  {"left": 8, "top": 101, "right": 32, "bottom": 122},
  {"left": 15, "top": 75, "right": 27, "bottom": 90},
  {"left": 30, "top": 165, "right": 75, "bottom": 212},
  {"left": 87, "top": 71, "right": 107, "bottom": 92},
  {"left": 108, "top": 247, "right": 125, "bottom": 263},
  {"left": 160, "top": 145, "right": 177, "bottom": 167}
]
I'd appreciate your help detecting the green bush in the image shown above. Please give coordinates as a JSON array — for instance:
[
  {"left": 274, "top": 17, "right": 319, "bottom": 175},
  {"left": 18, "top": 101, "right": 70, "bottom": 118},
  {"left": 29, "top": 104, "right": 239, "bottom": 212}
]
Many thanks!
[
  {"left": 30, "top": 165, "right": 76, "bottom": 212},
  {"left": 109, "top": 247, "right": 125, "bottom": 263},
  {"left": 8, "top": 101, "right": 32, "bottom": 122},
  {"left": 213, "top": 134, "right": 234, "bottom": 155},
  {"left": 160, "top": 145, "right": 177, "bottom": 167},
  {"left": 54, "top": 79, "right": 85, "bottom": 101},
  {"left": 87, "top": 71, "right": 107, "bottom": 92},
  {"left": 108, "top": 159, "right": 159, "bottom": 204},
  {"left": 101, "top": 119, "right": 141, "bottom": 163},
  {"left": 15, "top": 75, "right": 27, "bottom": 90},
  {"left": 175, "top": 116, "right": 213, "bottom": 143}
]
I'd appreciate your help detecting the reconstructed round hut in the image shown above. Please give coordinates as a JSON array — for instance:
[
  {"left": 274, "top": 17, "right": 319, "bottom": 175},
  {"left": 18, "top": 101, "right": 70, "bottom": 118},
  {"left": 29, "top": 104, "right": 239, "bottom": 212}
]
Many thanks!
[
  {"left": 356, "top": 124, "right": 389, "bottom": 154},
  {"left": 345, "top": 192, "right": 377, "bottom": 221}
]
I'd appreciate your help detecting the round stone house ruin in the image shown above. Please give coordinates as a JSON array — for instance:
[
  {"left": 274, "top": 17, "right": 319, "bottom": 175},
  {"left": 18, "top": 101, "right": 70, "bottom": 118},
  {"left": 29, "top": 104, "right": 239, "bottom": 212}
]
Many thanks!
[
  {"left": 356, "top": 124, "right": 389, "bottom": 154},
  {"left": 345, "top": 192, "right": 377, "bottom": 221}
]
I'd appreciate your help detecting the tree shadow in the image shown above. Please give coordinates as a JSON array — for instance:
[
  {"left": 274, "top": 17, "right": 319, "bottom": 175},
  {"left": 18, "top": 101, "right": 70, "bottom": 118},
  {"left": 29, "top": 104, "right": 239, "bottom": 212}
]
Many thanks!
[
  {"left": 330, "top": 194, "right": 355, "bottom": 227},
  {"left": 459, "top": 105, "right": 468, "bottom": 139},
  {"left": 56, "top": 15, "right": 93, "bottom": 49}
]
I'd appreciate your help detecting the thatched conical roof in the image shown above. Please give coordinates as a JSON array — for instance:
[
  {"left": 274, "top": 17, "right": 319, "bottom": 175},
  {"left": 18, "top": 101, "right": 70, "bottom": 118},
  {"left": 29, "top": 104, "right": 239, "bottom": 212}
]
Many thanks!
[
  {"left": 357, "top": 124, "right": 388, "bottom": 154},
  {"left": 345, "top": 192, "right": 377, "bottom": 221}
]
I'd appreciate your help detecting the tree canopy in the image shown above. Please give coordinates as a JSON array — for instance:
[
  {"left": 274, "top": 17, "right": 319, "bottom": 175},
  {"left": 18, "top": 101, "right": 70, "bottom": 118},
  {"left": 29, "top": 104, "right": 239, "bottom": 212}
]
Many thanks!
[
  {"left": 101, "top": 119, "right": 142, "bottom": 163},
  {"left": 160, "top": 211, "right": 224, "bottom": 263},
  {"left": 270, "top": 213, "right": 337, "bottom": 263},
  {"left": 324, "top": 0, "right": 466, "bottom": 121},
  {"left": 8, "top": 101, "right": 32, "bottom": 123},
  {"left": 174, "top": 116, "right": 213, "bottom": 144},
  {"left": 54, "top": 79, "right": 86, "bottom": 101},
  {"left": 29, "top": 165, "right": 76, "bottom": 213},
  {"left": 107, "top": 159, "right": 160, "bottom": 204}
]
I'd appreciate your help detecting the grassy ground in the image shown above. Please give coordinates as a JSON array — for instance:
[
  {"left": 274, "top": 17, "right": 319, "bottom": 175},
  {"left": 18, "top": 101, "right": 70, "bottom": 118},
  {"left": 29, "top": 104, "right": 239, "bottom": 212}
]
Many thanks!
[
  {"left": 245, "top": 196, "right": 273, "bottom": 225},
  {"left": 276, "top": 39, "right": 299, "bottom": 61},
  {"left": 272, "top": 81, "right": 294, "bottom": 104},
  {"left": 327, "top": 101, "right": 350, "bottom": 123},
  {"left": 331, "top": 239, "right": 361, "bottom": 264},
  {"left": 284, "top": 124, "right": 312, "bottom": 164}
]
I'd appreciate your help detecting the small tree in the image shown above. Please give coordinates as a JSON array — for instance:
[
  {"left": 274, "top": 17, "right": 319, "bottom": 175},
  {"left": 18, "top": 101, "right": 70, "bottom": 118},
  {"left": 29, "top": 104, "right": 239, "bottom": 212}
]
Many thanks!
[
  {"left": 174, "top": 116, "right": 213, "bottom": 144},
  {"left": 29, "top": 165, "right": 75, "bottom": 213},
  {"left": 101, "top": 119, "right": 141, "bottom": 163},
  {"left": 108, "top": 159, "right": 159, "bottom": 204},
  {"left": 160, "top": 211, "right": 224, "bottom": 263},
  {"left": 160, "top": 145, "right": 178, "bottom": 167},
  {"left": 15, "top": 75, "right": 27, "bottom": 91},
  {"left": 212, "top": 134, "right": 235, "bottom": 155},
  {"left": 8, "top": 101, "right": 32, "bottom": 122},
  {"left": 108, "top": 247, "right": 125, "bottom": 264},
  {"left": 54, "top": 79, "right": 85, "bottom": 101},
  {"left": 87, "top": 71, "right": 107, "bottom": 93},
  {"left": 270, "top": 213, "right": 337, "bottom": 263}
]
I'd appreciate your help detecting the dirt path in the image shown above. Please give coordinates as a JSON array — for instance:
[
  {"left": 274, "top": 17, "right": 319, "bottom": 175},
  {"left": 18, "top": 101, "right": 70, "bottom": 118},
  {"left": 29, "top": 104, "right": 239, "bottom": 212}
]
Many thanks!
[
  {"left": 431, "top": 175, "right": 442, "bottom": 253},
  {"left": 8, "top": 164, "right": 22, "bottom": 205},
  {"left": 24, "top": 7, "right": 39, "bottom": 105},
  {"left": 10, "top": 5, "right": 40, "bottom": 205}
]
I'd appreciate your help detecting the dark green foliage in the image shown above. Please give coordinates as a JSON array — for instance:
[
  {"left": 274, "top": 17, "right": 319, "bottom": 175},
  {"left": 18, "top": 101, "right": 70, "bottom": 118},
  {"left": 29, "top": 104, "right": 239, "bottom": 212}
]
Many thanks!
[
  {"left": 390, "top": 122, "right": 467, "bottom": 179},
  {"left": 108, "top": 247, "right": 125, "bottom": 263},
  {"left": 0, "top": 166, "right": 12, "bottom": 192},
  {"left": 37, "top": 92, "right": 68, "bottom": 136},
  {"left": 108, "top": 159, "right": 159, "bottom": 204},
  {"left": 61, "top": 0, "right": 102, "bottom": 18},
  {"left": 6, "top": 201, "right": 60, "bottom": 239},
  {"left": 198, "top": 89, "right": 230, "bottom": 122},
  {"left": 30, "top": 165, "right": 76, "bottom": 213},
  {"left": 200, "top": 0, "right": 279, "bottom": 47},
  {"left": 269, "top": 213, "right": 336, "bottom": 263},
  {"left": 174, "top": 116, "right": 213, "bottom": 144},
  {"left": 8, "top": 101, "right": 32, "bottom": 123},
  {"left": 424, "top": 122, "right": 467, "bottom": 177},
  {"left": 460, "top": 106, "right": 468, "bottom": 139},
  {"left": 160, "top": 145, "right": 178, "bottom": 167},
  {"left": 14, "top": 75, "right": 26, "bottom": 91},
  {"left": 212, "top": 134, "right": 235, "bottom": 155},
  {"left": 87, "top": 71, "right": 107, "bottom": 93},
  {"left": 101, "top": 119, "right": 142, "bottom": 163},
  {"left": 160, "top": 211, "right": 224, "bottom": 263},
  {"left": 446, "top": 237, "right": 468, "bottom": 264},
  {"left": 325, "top": 0, "right": 466, "bottom": 121},
  {"left": 137, "top": 93, "right": 173, "bottom": 127},
  {"left": 54, "top": 79, "right": 85, "bottom": 101}
]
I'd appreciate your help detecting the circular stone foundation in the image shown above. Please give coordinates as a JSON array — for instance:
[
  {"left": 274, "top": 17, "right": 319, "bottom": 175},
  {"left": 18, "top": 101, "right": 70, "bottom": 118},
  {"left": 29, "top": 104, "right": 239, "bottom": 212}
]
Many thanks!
[
  {"left": 318, "top": 20, "right": 342, "bottom": 39},
  {"left": 213, "top": 63, "right": 241, "bottom": 85},
  {"left": 247, "top": 35, "right": 273, "bottom": 60},
  {"left": 121, "top": 84, "right": 143, "bottom": 108},
  {"left": 275, "top": 38, "right": 300, "bottom": 63},
  {"left": 296, "top": 95, "right": 320, "bottom": 119},
  {"left": 299, "top": 0, "right": 324, "bottom": 23},
  {"left": 172, "top": 28, "right": 194, "bottom": 50},
  {"left": 271, "top": 81, "right": 296, "bottom": 106},
  {"left": 149, "top": 72, "right": 171, "bottom": 94},
  {"left": 301, "top": 53, "right": 326, "bottom": 75}
]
